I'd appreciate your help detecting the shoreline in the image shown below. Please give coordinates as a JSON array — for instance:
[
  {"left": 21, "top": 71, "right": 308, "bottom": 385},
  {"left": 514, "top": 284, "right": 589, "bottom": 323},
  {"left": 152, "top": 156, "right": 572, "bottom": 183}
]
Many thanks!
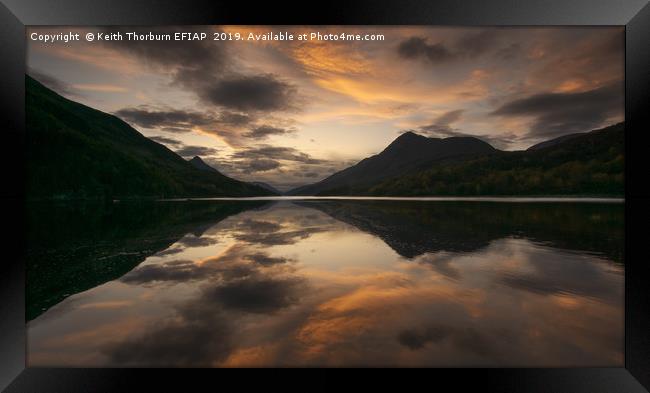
[{"left": 157, "top": 196, "right": 625, "bottom": 203}]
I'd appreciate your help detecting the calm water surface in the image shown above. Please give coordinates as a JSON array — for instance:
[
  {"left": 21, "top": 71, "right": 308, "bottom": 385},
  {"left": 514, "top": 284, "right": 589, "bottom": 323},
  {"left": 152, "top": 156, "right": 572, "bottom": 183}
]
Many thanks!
[{"left": 27, "top": 199, "right": 623, "bottom": 367}]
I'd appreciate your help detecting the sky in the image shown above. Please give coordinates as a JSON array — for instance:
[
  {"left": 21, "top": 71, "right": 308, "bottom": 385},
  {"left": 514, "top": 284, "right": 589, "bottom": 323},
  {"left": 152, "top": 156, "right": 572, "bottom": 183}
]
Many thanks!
[{"left": 27, "top": 26, "right": 624, "bottom": 191}]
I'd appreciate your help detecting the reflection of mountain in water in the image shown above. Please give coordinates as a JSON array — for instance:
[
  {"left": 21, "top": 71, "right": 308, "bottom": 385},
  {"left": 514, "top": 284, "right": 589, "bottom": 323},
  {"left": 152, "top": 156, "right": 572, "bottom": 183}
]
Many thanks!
[
  {"left": 297, "top": 201, "right": 623, "bottom": 261},
  {"left": 27, "top": 201, "right": 267, "bottom": 320}
]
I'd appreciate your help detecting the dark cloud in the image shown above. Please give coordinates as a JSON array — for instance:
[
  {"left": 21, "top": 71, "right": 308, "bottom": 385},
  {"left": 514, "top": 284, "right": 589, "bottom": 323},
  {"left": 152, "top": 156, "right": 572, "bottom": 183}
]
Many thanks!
[
  {"left": 241, "top": 158, "right": 282, "bottom": 173},
  {"left": 114, "top": 106, "right": 267, "bottom": 148},
  {"left": 101, "top": 26, "right": 227, "bottom": 89},
  {"left": 114, "top": 107, "right": 214, "bottom": 132},
  {"left": 28, "top": 69, "right": 78, "bottom": 97},
  {"left": 244, "top": 125, "right": 295, "bottom": 139},
  {"left": 301, "top": 171, "right": 320, "bottom": 178},
  {"left": 232, "top": 145, "right": 325, "bottom": 164},
  {"left": 404, "top": 108, "right": 517, "bottom": 149},
  {"left": 218, "top": 111, "right": 253, "bottom": 127},
  {"left": 200, "top": 74, "right": 297, "bottom": 112},
  {"left": 397, "top": 37, "right": 455, "bottom": 63},
  {"left": 175, "top": 145, "right": 219, "bottom": 158},
  {"left": 419, "top": 109, "right": 465, "bottom": 135},
  {"left": 491, "top": 82, "right": 623, "bottom": 138},
  {"left": 101, "top": 27, "right": 300, "bottom": 114},
  {"left": 397, "top": 30, "right": 503, "bottom": 64}
]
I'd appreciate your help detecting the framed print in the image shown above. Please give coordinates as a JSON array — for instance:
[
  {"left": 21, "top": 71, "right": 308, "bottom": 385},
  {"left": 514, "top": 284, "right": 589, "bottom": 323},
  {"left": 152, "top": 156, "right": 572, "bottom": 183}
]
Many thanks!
[{"left": 1, "top": 0, "right": 649, "bottom": 391}]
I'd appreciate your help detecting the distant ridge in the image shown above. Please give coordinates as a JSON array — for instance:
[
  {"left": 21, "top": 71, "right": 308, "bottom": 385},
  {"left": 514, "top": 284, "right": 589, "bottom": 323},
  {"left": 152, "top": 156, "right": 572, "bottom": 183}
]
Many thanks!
[
  {"left": 289, "top": 122, "right": 624, "bottom": 197},
  {"left": 26, "top": 75, "right": 274, "bottom": 199},
  {"left": 188, "top": 156, "right": 222, "bottom": 174},
  {"left": 289, "top": 131, "right": 496, "bottom": 195},
  {"left": 527, "top": 133, "right": 585, "bottom": 151},
  {"left": 249, "top": 181, "right": 282, "bottom": 195}
]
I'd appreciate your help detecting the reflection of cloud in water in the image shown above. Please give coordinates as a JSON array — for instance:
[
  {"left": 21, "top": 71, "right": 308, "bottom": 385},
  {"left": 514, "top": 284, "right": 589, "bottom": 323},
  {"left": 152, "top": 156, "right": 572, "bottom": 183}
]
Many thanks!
[
  {"left": 121, "top": 244, "right": 296, "bottom": 285},
  {"left": 106, "top": 298, "right": 234, "bottom": 366},
  {"left": 106, "top": 248, "right": 307, "bottom": 366},
  {"left": 416, "top": 252, "right": 463, "bottom": 281},
  {"left": 29, "top": 203, "right": 624, "bottom": 367}
]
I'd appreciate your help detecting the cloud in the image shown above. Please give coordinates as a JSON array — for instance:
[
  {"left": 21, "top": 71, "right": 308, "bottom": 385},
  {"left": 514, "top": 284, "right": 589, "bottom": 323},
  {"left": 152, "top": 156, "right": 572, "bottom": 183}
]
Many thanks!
[
  {"left": 404, "top": 109, "right": 518, "bottom": 149},
  {"left": 175, "top": 145, "right": 219, "bottom": 158},
  {"left": 114, "top": 106, "right": 264, "bottom": 147},
  {"left": 100, "top": 27, "right": 301, "bottom": 114},
  {"left": 200, "top": 74, "right": 297, "bottom": 112},
  {"left": 244, "top": 125, "right": 295, "bottom": 139},
  {"left": 114, "top": 104, "right": 297, "bottom": 148},
  {"left": 241, "top": 159, "right": 281, "bottom": 174},
  {"left": 397, "top": 37, "right": 455, "bottom": 63},
  {"left": 419, "top": 109, "right": 465, "bottom": 134},
  {"left": 142, "top": 133, "right": 220, "bottom": 160},
  {"left": 491, "top": 82, "right": 623, "bottom": 138},
  {"left": 397, "top": 30, "right": 502, "bottom": 65},
  {"left": 114, "top": 107, "right": 215, "bottom": 132},
  {"left": 232, "top": 145, "right": 325, "bottom": 164},
  {"left": 218, "top": 111, "right": 254, "bottom": 127},
  {"left": 100, "top": 26, "right": 228, "bottom": 89}
]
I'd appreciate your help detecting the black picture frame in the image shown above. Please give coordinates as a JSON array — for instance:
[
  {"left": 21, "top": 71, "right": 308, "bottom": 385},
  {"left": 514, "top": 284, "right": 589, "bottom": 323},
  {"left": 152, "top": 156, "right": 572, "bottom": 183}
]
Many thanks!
[{"left": 1, "top": 0, "right": 648, "bottom": 391}]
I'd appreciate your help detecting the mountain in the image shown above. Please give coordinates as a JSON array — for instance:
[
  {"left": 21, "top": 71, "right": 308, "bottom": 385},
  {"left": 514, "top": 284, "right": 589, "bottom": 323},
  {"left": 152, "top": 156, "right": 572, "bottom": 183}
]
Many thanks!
[
  {"left": 369, "top": 123, "right": 623, "bottom": 196},
  {"left": 187, "top": 156, "right": 282, "bottom": 194},
  {"left": 26, "top": 75, "right": 274, "bottom": 199},
  {"left": 249, "top": 181, "right": 282, "bottom": 195},
  {"left": 188, "top": 156, "right": 222, "bottom": 174},
  {"left": 527, "top": 132, "right": 585, "bottom": 151},
  {"left": 289, "top": 123, "right": 624, "bottom": 197},
  {"left": 289, "top": 131, "right": 496, "bottom": 195}
]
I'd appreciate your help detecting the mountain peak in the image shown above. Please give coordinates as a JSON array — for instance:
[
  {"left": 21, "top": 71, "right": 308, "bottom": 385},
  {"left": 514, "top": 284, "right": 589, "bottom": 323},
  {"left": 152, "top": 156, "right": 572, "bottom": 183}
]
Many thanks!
[
  {"left": 188, "top": 156, "right": 220, "bottom": 174},
  {"left": 385, "top": 131, "right": 428, "bottom": 151},
  {"left": 396, "top": 131, "right": 426, "bottom": 141}
]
